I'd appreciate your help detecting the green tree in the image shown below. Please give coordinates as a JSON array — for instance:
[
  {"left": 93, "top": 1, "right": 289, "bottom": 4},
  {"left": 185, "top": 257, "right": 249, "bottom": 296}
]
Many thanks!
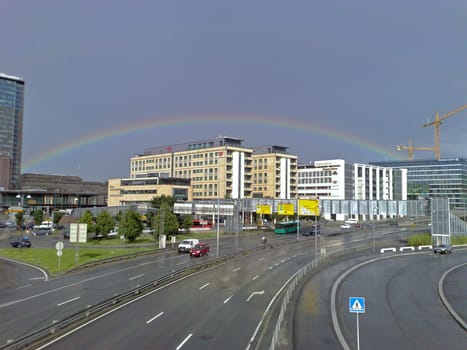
[
  {"left": 80, "top": 210, "right": 96, "bottom": 234},
  {"left": 150, "top": 195, "right": 176, "bottom": 209},
  {"left": 119, "top": 210, "right": 143, "bottom": 242},
  {"left": 181, "top": 214, "right": 193, "bottom": 234},
  {"left": 15, "top": 211, "right": 25, "bottom": 229},
  {"left": 33, "top": 210, "right": 44, "bottom": 225},
  {"left": 95, "top": 211, "right": 115, "bottom": 237},
  {"left": 152, "top": 204, "right": 179, "bottom": 238},
  {"left": 53, "top": 212, "right": 64, "bottom": 224}
]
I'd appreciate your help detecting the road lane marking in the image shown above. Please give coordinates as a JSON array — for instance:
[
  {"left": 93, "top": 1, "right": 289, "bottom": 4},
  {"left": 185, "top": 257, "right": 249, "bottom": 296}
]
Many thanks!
[
  {"left": 252, "top": 275, "right": 260, "bottom": 281},
  {"left": 29, "top": 277, "right": 46, "bottom": 280},
  {"left": 268, "top": 266, "right": 273, "bottom": 270},
  {"left": 247, "top": 290, "right": 265, "bottom": 302},
  {"left": 16, "top": 284, "right": 32, "bottom": 290},
  {"left": 146, "top": 312, "right": 164, "bottom": 324},
  {"left": 224, "top": 295, "right": 233, "bottom": 304},
  {"left": 57, "top": 296, "right": 80, "bottom": 306},
  {"left": 199, "top": 282, "right": 210, "bottom": 290},
  {"left": 176, "top": 333, "right": 193, "bottom": 350},
  {"left": 233, "top": 267, "right": 241, "bottom": 272},
  {"left": 257, "top": 258, "right": 265, "bottom": 262},
  {"left": 129, "top": 274, "right": 144, "bottom": 281}
]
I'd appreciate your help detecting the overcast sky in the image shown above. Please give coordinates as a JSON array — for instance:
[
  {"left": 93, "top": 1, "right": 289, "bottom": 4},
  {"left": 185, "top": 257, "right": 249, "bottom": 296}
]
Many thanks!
[{"left": 1, "top": 0, "right": 466, "bottom": 182}]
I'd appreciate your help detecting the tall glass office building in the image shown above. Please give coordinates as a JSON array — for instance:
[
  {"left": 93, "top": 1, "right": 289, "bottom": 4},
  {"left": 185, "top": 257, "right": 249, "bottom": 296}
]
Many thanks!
[
  {"left": 0, "top": 73, "right": 25, "bottom": 190},
  {"left": 371, "top": 158, "right": 467, "bottom": 211}
]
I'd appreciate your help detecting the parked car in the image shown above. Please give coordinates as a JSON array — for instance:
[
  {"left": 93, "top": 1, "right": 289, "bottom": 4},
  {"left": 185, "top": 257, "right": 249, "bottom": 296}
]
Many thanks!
[
  {"left": 10, "top": 237, "right": 31, "bottom": 248},
  {"left": 340, "top": 223, "right": 351, "bottom": 229},
  {"left": 433, "top": 244, "right": 452, "bottom": 254},
  {"left": 190, "top": 243, "right": 210, "bottom": 257},
  {"left": 32, "top": 228, "right": 51, "bottom": 236},
  {"left": 178, "top": 238, "right": 199, "bottom": 253},
  {"left": 5, "top": 221, "right": 16, "bottom": 228}
]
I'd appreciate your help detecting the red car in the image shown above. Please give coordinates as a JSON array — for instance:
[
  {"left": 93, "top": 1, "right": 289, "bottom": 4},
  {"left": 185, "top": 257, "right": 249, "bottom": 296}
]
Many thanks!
[{"left": 190, "top": 243, "right": 210, "bottom": 257}]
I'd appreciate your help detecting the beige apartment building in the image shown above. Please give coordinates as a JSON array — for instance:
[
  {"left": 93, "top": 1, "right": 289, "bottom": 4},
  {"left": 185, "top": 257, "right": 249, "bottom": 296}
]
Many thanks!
[
  {"left": 252, "top": 146, "right": 297, "bottom": 199},
  {"left": 107, "top": 176, "right": 192, "bottom": 207},
  {"left": 125, "top": 136, "right": 298, "bottom": 202}
]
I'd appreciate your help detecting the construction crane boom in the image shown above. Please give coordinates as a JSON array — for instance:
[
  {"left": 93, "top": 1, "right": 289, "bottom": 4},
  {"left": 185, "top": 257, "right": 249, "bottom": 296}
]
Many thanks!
[
  {"left": 422, "top": 104, "right": 467, "bottom": 160},
  {"left": 397, "top": 138, "right": 434, "bottom": 160}
]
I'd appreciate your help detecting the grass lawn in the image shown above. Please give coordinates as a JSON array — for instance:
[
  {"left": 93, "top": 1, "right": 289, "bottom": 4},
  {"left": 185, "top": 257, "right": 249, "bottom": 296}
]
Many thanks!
[
  {"left": 0, "top": 246, "right": 154, "bottom": 275},
  {"left": 0, "top": 229, "right": 265, "bottom": 276}
]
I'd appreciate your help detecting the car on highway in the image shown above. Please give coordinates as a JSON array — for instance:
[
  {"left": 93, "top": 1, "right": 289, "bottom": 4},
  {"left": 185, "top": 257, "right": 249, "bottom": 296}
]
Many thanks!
[
  {"left": 340, "top": 223, "right": 351, "bottom": 229},
  {"left": 10, "top": 237, "right": 31, "bottom": 248},
  {"left": 190, "top": 243, "right": 210, "bottom": 257},
  {"left": 178, "top": 238, "right": 199, "bottom": 253},
  {"left": 433, "top": 244, "right": 452, "bottom": 254}
]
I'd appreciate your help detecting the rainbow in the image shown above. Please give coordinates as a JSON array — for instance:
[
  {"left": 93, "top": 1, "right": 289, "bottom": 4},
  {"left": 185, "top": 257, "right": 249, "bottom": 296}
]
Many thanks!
[{"left": 22, "top": 113, "right": 401, "bottom": 171}]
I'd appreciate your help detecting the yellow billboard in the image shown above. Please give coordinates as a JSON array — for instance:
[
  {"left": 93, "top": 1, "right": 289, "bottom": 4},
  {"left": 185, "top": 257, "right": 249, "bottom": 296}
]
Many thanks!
[
  {"left": 278, "top": 203, "right": 294, "bottom": 216},
  {"left": 298, "top": 199, "right": 319, "bottom": 216},
  {"left": 256, "top": 204, "right": 272, "bottom": 214}
]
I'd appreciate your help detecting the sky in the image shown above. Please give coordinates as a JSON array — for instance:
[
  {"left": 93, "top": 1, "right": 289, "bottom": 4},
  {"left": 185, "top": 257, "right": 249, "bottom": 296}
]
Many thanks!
[{"left": 1, "top": 0, "right": 466, "bottom": 182}]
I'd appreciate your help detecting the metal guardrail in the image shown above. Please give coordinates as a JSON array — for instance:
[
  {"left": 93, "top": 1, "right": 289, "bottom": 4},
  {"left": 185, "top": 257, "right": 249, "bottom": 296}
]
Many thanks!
[
  {"left": 267, "top": 250, "right": 326, "bottom": 350},
  {"left": 1, "top": 240, "right": 294, "bottom": 350}
]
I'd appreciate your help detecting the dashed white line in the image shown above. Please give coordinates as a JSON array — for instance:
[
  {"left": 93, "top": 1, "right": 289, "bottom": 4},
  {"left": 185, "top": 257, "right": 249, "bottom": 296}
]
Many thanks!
[
  {"left": 268, "top": 266, "right": 273, "bottom": 270},
  {"left": 176, "top": 333, "right": 193, "bottom": 350},
  {"left": 257, "top": 257, "right": 265, "bottom": 262},
  {"left": 146, "top": 312, "right": 164, "bottom": 324},
  {"left": 57, "top": 296, "right": 80, "bottom": 306},
  {"left": 199, "top": 282, "right": 210, "bottom": 290},
  {"left": 224, "top": 295, "right": 233, "bottom": 304},
  {"left": 233, "top": 267, "right": 241, "bottom": 272},
  {"left": 129, "top": 274, "right": 144, "bottom": 281},
  {"left": 252, "top": 275, "right": 260, "bottom": 281},
  {"left": 16, "top": 284, "right": 32, "bottom": 290}
]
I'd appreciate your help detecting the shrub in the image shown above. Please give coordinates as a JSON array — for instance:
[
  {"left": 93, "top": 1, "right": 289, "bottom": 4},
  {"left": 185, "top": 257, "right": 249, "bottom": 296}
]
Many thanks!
[{"left": 407, "top": 233, "right": 431, "bottom": 246}]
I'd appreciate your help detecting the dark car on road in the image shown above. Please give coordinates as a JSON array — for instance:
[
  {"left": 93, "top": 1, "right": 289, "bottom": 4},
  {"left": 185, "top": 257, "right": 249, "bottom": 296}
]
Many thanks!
[
  {"left": 10, "top": 237, "right": 31, "bottom": 248},
  {"left": 433, "top": 244, "right": 452, "bottom": 254},
  {"left": 32, "top": 229, "right": 51, "bottom": 236},
  {"left": 190, "top": 243, "right": 210, "bottom": 257}
]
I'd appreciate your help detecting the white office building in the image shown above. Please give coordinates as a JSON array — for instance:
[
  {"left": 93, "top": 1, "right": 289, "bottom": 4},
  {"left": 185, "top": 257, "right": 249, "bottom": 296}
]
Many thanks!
[{"left": 298, "top": 159, "right": 407, "bottom": 220}]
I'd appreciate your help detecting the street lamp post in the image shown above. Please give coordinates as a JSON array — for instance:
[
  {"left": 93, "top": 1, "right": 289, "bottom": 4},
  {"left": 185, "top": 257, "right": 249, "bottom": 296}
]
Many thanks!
[
  {"left": 215, "top": 152, "right": 225, "bottom": 259},
  {"left": 372, "top": 206, "right": 377, "bottom": 253}
]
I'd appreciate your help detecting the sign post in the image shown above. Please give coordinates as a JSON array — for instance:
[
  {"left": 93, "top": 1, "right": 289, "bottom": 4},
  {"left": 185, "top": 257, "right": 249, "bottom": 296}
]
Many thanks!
[
  {"left": 349, "top": 297, "right": 365, "bottom": 350},
  {"left": 55, "top": 241, "right": 64, "bottom": 272}
]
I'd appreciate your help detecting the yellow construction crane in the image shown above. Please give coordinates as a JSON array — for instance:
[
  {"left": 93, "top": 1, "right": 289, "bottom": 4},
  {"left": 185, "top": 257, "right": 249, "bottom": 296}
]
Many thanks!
[
  {"left": 423, "top": 104, "right": 467, "bottom": 160},
  {"left": 397, "top": 138, "right": 435, "bottom": 160}
]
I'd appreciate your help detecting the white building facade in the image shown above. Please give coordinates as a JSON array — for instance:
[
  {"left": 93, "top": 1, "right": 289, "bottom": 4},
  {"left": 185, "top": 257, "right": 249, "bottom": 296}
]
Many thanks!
[{"left": 298, "top": 159, "right": 407, "bottom": 220}]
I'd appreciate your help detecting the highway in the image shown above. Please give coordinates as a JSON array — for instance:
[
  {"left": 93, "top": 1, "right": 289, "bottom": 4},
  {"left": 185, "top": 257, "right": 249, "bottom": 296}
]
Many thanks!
[
  {"left": 294, "top": 249, "right": 467, "bottom": 350},
  {"left": 0, "top": 224, "right": 421, "bottom": 348}
]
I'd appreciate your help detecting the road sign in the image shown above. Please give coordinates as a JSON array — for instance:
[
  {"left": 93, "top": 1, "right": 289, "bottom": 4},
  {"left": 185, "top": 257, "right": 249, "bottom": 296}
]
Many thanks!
[
  {"left": 57, "top": 250, "right": 63, "bottom": 257},
  {"left": 349, "top": 297, "right": 365, "bottom": 313},
  {"left": 55, "top": 241, "right": 64, "bottom": 251}
]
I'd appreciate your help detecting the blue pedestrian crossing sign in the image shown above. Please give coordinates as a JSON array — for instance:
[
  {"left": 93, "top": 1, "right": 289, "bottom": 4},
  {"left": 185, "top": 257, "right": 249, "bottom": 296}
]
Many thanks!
[{"left": 349, "top": 297, "right": 365, "bottom": 313}]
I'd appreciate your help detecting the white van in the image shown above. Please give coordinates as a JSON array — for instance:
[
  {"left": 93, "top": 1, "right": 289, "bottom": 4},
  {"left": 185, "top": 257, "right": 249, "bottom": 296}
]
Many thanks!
[
  {"left": 178, "top": 238, "right": 199, "bottom": 253},
  {"left": 345, "top": 218, "right": 358, "bottom": 225}
]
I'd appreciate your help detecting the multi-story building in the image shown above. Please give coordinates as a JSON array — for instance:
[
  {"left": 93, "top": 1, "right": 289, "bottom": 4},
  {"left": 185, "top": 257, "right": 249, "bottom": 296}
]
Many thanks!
[
  {"left": 107, "top": 175, "right": 192, "bottom": 207},
  {"left": 128, "top": 136, "right": 299, "bottom": 202},
  {"left": 298, "top": 159, "right": 407, "bottom": 200},
  {"left": 298, "top": 160, "right": 353, "bottom": 199},
  {"left": 371, "top": 158, "right": 467, "bottom": 211},
  {"left": 251, "top": 146, "right": 297, "bottom": 199},
  {"left": 130, "top": 136, "right": 253, "bottom": 200},
  {"left": 0, "top": 73, "right": 25, "bottom": 190}
]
